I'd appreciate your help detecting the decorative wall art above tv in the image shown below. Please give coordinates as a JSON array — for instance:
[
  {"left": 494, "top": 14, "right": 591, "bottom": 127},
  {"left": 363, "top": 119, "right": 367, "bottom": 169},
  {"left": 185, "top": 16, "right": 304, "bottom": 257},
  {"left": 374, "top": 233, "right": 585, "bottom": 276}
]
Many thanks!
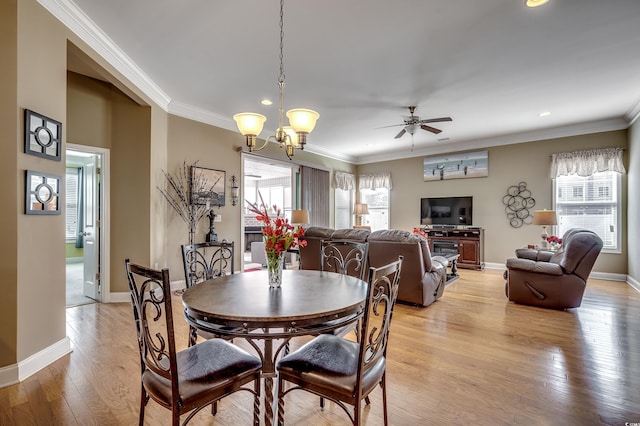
[
  {"left": 24, "top": 109, "right": 62, "bottom": 161},
  {"left": 423, "top": 150, "right": 488, "bottom": 181}
]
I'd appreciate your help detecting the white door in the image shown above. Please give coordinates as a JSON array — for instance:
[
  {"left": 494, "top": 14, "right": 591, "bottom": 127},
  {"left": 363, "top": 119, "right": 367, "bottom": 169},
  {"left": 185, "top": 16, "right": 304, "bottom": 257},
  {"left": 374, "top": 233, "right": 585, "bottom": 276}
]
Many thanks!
[{"left": 83, "top": 158, "right": 100, "bottom": 300}]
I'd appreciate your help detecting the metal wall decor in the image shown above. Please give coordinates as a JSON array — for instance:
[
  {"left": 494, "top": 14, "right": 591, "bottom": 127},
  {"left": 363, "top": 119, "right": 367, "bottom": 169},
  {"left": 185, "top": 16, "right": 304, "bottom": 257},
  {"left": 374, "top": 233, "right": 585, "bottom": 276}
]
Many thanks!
[
  {"left": 25, "top": 170, "right": 62, "bottom": 215},
  {"left": 502, "top": 181, "right": 535, "bottom": 227},
  {"left": 24, "top": 109, "right": 62, "bottom": 161}
]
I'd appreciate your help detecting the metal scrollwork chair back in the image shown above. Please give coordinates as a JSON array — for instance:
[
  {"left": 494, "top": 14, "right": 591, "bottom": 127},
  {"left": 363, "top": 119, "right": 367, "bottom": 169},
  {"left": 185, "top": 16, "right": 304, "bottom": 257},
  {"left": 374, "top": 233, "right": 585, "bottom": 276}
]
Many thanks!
[
  {"left": 124, "top": 259, "right": 261, "bottom": 426},
  {"left": 181, "top": 241, "right": 234, "bottom": 288},
  {"left": 276, "top": 255, "right": 403, "bottom": 426},
  {"left": 321, "top": 240, "right": 369, "bottom": 280}
]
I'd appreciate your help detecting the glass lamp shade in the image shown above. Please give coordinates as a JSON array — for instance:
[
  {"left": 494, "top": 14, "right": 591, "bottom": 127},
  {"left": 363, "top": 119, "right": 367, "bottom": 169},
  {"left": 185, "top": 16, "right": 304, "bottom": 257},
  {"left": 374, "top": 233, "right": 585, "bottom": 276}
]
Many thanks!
[
  {"left": 233, "top": 113, "right": 266, "bottom": 136},
  {"left": 282, "top": 126, "right": 300, "bottom": 147},
  {"left": 286, "top": 109, "right": 320, "bottom": 134},
  {"left": 291, "top": 209, "right": 310, "bottom": 225}
]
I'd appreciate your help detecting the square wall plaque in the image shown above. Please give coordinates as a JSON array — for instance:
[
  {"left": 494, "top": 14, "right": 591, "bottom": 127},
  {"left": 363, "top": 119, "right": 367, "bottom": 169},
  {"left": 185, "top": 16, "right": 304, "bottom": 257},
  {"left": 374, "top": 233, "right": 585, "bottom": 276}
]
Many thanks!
[
  {"left": 24, "top": 109, "right": 62, "bottom": 161},
  {"left": 25, "top": 170, "right": 61, "bottom": 215}
]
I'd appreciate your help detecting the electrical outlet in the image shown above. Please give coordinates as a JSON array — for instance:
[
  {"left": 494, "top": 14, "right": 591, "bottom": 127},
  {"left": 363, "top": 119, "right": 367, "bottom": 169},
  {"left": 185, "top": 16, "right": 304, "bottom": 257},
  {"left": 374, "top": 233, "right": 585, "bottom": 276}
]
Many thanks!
[{"left": 215, "top": 214, "right": 222, "bottom": 222}]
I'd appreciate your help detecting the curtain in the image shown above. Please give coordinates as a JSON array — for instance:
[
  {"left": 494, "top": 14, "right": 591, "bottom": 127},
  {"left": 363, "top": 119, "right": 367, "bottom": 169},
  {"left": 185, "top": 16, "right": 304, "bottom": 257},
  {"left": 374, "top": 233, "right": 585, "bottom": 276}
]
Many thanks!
[
  {"left": 332, "top": 171, "right": 355, "bottom": 191},
  {"left": 75, "top": 167, "right": 85, "bottom": 248},
  {"left": 550, "top": 148, "right": 625, "bottom": 178},
  {"left": 301, "top": 166, "right": 330, "bottom": 227},
  {"left": 358, "top": 172, "right": 393, "bottom": 191}
]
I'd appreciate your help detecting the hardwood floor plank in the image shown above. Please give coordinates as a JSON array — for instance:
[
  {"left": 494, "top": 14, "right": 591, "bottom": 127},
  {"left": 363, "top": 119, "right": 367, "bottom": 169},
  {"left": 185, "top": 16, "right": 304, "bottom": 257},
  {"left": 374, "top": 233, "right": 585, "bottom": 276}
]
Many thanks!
[{"left": 2, "top": 269, "right": 640, "bottom": 425}]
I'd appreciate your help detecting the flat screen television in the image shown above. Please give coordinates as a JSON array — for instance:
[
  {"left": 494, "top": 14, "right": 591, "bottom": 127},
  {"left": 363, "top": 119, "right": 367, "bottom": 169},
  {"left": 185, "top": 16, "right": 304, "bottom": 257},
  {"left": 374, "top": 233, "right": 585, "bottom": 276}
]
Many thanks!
[{"left": 420, "top": 196, "right": 473, "bottom": 226}]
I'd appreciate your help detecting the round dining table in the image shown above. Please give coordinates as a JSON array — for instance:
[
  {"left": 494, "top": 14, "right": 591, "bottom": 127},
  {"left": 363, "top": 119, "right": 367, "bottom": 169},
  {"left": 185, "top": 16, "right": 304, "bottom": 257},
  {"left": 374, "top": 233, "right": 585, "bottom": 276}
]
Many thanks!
[{"left": 181, "top": 269, "right": 368, "bottom": 426}]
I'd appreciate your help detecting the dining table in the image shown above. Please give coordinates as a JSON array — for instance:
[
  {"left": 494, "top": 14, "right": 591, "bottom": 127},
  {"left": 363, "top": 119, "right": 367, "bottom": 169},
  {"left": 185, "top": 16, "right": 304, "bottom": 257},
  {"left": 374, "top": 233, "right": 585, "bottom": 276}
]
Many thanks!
[{"left": 181, "top": 268, "right": 368, "bottom": 426}]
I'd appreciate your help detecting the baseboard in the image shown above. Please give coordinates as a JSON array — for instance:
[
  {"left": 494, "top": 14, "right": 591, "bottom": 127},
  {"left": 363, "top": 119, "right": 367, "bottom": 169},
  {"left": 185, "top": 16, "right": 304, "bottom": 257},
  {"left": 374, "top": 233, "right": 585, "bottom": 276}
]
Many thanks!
[
  {"left": 627, "top": 275, "right": 640, "bottom": 293},
  {"left": 18, "top": 337, "right": 72, "bottom": 382},
  {"left": 0, "top": 363, "right": 18, "bottom": 389},
  {"left": 589, "top": 271, "right": 627, "bottom": 282},
  {"left": 171, "top": 279, "right": 186, "bottom": 292},
  {"left": 109, "top": 292, "right": 130, "bottom": 303},
  {"left": 483, "top": 262, "right": 505, "bottom": 271}
]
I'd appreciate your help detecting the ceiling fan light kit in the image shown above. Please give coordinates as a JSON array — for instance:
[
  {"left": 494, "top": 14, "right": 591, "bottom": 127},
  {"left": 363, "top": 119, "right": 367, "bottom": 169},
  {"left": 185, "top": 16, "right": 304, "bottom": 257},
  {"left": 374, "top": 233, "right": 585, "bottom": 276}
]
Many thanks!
[
  {"left": 525, "top": 0, "right": 550, "bottom": 8},
  {"left": 233, "top": 0, "right": 319, "bottom": 160}
]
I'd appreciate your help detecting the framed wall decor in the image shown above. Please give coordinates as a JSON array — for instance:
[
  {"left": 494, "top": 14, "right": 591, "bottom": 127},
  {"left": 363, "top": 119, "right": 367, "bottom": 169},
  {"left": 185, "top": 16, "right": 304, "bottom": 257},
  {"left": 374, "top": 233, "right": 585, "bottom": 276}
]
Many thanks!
[
  {"left": 423, "top": 150, "right": 489, "bottom": 181},
  {"left": 190, "top": 166, "right": 226, "bottom": 207},
  {"left": 24, "top": 109, "right": 62, "bottom": 161},
  {"left": 25, "top": 170, "right": 62, "bottom": 215}
]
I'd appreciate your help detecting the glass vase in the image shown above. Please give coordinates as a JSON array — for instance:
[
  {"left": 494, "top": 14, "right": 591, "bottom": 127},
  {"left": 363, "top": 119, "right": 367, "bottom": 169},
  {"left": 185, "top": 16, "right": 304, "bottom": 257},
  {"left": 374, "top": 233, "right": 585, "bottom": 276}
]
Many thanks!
[{"left": 266, "top": 252, "right": 285, "bottom": 288}]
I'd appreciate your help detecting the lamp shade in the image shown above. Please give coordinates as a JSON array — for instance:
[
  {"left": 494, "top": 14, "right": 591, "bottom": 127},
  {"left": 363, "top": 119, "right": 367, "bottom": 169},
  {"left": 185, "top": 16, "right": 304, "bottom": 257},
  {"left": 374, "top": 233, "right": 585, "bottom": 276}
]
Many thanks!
[
  {"left": 533, "top": 210, "right": 557, "bottom": 226},
  {"left": 233, "top": 113, "right": 266, "bottom": 136},
  {"left": 353, "top": 203, "right": 369, "bottom": 215},
  {"left": 525, "top": 0, "right": 550, "bottom": 7},
  {"left": 282, "top": 126, "right": 300, "bottom": 147},
  {"left": 291, "top": 209, "right": 310, "bottom": 225},
  {"left": 286, "top": 109, "right": 320, "bottom": 134}
]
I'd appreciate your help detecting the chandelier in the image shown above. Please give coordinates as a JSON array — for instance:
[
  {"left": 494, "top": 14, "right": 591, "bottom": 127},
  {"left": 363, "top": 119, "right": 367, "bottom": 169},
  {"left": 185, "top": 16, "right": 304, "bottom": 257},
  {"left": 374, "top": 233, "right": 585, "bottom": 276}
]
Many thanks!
[{"left": 233, "top": 0, "right": 319, "bottom": 160}]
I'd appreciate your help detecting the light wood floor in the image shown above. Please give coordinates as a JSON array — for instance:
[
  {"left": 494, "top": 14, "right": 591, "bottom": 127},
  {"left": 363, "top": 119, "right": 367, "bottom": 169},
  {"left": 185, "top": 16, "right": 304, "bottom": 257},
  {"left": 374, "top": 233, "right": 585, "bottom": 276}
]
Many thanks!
[{"left": 2, "top": 269, "right": 639, "bottom": 425}]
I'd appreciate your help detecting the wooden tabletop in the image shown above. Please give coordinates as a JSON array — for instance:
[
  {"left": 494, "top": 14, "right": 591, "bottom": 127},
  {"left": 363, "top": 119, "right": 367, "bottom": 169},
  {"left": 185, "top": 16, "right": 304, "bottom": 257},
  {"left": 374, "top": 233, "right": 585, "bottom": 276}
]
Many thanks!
[{"left": 182, "top": 269, "right": 368, "bottom": 331}]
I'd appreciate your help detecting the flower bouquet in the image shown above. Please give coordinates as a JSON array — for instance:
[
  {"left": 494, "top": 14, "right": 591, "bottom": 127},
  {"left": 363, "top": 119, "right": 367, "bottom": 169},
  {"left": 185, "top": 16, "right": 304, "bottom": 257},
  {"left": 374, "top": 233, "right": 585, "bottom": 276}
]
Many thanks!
[
  {"left": 546, "top": 235, "right": 563, "bottom": 251},
  {"left": 246, "top": 193, "right": 307, "bottom": 288}
]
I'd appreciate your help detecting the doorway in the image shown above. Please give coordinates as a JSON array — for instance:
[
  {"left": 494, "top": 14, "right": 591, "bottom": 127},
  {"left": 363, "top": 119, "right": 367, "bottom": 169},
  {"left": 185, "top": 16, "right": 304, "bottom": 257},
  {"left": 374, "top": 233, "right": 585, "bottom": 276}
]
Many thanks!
[{"left": 65, "top": 144, "right": 110, "bottom": 307}]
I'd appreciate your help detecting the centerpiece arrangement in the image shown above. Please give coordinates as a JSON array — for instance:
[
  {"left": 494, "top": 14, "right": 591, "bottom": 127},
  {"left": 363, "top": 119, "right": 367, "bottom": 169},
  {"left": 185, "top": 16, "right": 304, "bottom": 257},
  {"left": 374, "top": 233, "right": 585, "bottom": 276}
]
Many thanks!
[{"left": 247, "top": 194, "right": 307, "bottom": 288}]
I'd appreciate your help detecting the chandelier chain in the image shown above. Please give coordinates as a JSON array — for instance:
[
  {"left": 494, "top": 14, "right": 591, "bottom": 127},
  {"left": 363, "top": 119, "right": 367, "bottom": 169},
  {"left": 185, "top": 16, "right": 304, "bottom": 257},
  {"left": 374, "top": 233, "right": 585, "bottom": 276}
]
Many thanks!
[{"left": 279, "top": 0, "right": 285, "bottom": 85}]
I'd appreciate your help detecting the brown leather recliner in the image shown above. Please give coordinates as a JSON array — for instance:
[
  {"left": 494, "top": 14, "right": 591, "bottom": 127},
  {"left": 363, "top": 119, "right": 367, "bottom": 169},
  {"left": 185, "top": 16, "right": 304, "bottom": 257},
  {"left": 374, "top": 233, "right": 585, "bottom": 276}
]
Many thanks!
[
  {"left": 368, "top": 229, "right": 448, "bottom": 307},
  {"left": 505, "top": 228, "right": 603, "bottom": 309}
]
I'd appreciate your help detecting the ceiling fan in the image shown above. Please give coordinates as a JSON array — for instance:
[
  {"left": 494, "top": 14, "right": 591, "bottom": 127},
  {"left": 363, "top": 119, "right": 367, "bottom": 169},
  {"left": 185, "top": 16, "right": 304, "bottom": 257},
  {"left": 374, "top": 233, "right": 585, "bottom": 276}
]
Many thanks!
[{"left": 381, "top": 106, "right": 453, "bottom": 139}]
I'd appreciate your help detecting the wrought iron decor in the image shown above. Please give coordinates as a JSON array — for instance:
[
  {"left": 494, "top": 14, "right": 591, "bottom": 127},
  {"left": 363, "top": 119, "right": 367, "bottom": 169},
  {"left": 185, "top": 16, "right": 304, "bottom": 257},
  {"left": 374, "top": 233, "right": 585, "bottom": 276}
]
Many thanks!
[
  {"left": 502, "top": 182, "right": 535, "bottom": 228},
  {"left": 24, "top": 109, "right": 62, "bottom": 161},
  {"left": 25, "top": 170, "right": 61, "bottom": 215},
  {"left": 190, "top": 166, "right": 226, "bottom": 207}
]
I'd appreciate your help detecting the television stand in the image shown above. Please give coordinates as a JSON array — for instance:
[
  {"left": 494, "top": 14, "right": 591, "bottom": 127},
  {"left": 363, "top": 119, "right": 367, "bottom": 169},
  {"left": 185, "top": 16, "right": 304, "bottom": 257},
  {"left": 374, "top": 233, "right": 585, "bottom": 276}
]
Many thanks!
[{"left": 423, "top": 228, "right": 484, "bottom": 270}]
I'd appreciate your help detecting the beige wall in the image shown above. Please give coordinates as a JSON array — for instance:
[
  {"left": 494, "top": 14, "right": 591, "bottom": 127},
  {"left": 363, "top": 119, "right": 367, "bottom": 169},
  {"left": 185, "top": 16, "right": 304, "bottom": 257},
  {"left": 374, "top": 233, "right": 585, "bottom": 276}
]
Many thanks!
[
  {"left": 628, "top": 120, "right": 639, "bottom": 283},
  {"left": 358, "top": 130, "right": 628, "bottom": 275},
  {"left": 0, "top": 0, "right": 18, "bottom": 367}
]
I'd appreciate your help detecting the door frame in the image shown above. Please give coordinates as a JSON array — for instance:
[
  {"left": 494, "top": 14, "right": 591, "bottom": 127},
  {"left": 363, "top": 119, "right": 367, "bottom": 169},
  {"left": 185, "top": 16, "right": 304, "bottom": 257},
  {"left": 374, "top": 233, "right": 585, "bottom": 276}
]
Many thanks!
[{"left": 67, "top": 143, "right": 111, "bottom": 302}]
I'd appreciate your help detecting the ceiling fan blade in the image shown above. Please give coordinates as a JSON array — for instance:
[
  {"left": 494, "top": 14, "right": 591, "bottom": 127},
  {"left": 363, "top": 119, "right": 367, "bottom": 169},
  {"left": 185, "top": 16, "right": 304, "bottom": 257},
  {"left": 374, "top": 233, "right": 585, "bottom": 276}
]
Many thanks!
[
  {"left": 394, "top": 129, "right": 406, "bottom": 139},
  {"left": 419, "top": 117, "right": 453, "bottom": 124},
  {"left": 421, "top": 124, "right": 442, "bottom": 134}
]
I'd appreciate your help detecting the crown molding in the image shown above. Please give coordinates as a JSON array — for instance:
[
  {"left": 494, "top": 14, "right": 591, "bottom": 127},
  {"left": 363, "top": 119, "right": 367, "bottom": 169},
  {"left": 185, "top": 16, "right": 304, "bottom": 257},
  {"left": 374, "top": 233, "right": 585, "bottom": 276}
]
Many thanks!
[
  {"left": 168, "top": 100, "right": 237, "bottom": 131},
  {"left": 37, "top": 0, "right": 171, "bottom": 109},
  {"left": 626, "top": 98, "right": 640, "bottom": 125},
  {"left": 353, "top": 117, "right": 629, "bottom": 165}
]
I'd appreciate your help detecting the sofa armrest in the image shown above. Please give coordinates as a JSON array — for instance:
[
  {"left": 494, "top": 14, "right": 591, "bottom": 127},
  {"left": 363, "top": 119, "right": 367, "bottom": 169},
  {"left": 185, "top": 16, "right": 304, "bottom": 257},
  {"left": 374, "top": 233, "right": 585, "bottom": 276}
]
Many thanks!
[
  {"left": 506, "top": 258, "right": 563, "bottom": 275},
  {"left": 515, "top": 248, "right": 554, "bottom": 262},
  {"left": 431, "top": 255, "right": 449, "bottom": 271}
]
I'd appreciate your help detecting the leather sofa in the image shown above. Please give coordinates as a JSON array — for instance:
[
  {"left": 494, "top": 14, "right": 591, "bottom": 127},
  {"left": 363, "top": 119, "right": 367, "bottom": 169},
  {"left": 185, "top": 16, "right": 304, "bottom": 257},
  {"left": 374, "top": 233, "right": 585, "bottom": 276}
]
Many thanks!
[
  {"left": 504, "top": 228, "right": 603, "bottom": 309},
  {"left": 299, "top": 227, "right": 448, "bottom": 307}
]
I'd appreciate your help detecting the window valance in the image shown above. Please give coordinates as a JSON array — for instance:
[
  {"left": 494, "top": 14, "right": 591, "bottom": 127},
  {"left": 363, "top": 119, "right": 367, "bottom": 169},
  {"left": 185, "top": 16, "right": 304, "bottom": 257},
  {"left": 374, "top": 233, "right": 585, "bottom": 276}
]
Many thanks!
[
  {"left": 332, "top": 171, "right": 355, "bottom": 191},
  {"left": 359, "top": 172, "right": 393, "bottom": 190},
  {"left": 550, "top": 148, "right": 625, "bottom": 178}
]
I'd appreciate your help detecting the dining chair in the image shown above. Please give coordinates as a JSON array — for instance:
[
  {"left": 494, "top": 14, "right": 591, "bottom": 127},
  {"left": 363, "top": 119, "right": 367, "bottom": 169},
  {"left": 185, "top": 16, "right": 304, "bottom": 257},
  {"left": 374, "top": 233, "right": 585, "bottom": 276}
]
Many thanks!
[
  {"left": 181, "top": 241, "right": 234, "bottom": 288},
  {"left": 320, "top": 240, "right": 369, "bottom": 280},
  {"left": 124, "top": 259, "right": 261, "bottom": 426},
  {"left": 276, "top": 256, "right": 403, "bottom": 426},
  {"left": 181, "top": 242, "right": 238, "bottom": 345}
]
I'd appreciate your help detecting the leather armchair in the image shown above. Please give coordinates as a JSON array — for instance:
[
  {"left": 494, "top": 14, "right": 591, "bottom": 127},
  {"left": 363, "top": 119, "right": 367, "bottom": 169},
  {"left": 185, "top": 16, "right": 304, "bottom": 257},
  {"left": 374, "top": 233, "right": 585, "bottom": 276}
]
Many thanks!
[
  {"left": 514, "top": 228, "right": 584, "bottom": 262},
  {"left": 368, "top": 229, "right": 448, "bottom": 306},
  {"left": 505, "top": 228, "right": 603, "bottom": 309}
]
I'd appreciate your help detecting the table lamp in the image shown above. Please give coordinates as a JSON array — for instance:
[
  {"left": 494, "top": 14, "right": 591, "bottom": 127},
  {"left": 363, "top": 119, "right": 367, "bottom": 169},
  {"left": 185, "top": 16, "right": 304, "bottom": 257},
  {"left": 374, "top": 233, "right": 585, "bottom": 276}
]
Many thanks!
[
  {"left": 291, "top": 209, "right": 310, "bottom": 225},
  {"left": 353, "top": 203, "right": 369, "bottom": 227},
  {"left": 533, "top": 209, "right": 557, "bottom": 249}
]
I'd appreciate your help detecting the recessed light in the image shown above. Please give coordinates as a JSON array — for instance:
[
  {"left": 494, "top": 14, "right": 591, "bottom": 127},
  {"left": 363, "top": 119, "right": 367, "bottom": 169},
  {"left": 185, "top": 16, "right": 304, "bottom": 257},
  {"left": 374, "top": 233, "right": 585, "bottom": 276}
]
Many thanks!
[
  {"left": 526, "top": 0, "right": 550, "bottom": 7},
  {"left": 538, "top": 111, "right": 551, "bottom": 117},
  {"left": 261, "top": 99, "right": 273, "bottom": 106}
]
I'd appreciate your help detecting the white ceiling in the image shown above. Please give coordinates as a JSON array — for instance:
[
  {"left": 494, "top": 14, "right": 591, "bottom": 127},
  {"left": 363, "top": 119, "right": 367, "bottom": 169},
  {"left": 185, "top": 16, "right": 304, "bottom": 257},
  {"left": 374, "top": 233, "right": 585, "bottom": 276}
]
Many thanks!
[{"left": 55, "top": 0, "right": 640, "bottom": 164}]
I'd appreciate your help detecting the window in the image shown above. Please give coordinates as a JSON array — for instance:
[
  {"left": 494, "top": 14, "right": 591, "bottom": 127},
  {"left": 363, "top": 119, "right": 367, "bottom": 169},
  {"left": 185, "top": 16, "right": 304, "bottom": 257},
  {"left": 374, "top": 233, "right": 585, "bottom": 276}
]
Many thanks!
[
  {"left": 334, "top": 188, "right": 353, "bottom": 229},
  {"left": 360, "top": 188, "right": 389, "bottom": 231},
  {"left": 554, "top": 171, "right": 621, "bottom": 251},
  {"left": 65, "top": 168, "right": 79, "bottom": 241}
]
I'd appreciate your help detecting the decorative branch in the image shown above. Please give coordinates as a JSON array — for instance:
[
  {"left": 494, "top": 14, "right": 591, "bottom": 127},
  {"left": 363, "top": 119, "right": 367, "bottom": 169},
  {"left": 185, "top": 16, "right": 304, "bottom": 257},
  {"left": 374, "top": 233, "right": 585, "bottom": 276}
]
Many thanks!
[{"left": 158, "top": 160, "right": 216, "bottom": 245}]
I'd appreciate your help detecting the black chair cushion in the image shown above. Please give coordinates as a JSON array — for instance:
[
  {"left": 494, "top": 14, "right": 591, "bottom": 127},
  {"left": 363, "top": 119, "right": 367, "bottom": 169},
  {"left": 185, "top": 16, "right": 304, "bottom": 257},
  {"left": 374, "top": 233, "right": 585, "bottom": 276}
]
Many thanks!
[
  {"left": 277, "top": 334, "right": 385, "bottom": 397},
  {"left": 143, "top": 339, "right": 261, "bottom": 407}
]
